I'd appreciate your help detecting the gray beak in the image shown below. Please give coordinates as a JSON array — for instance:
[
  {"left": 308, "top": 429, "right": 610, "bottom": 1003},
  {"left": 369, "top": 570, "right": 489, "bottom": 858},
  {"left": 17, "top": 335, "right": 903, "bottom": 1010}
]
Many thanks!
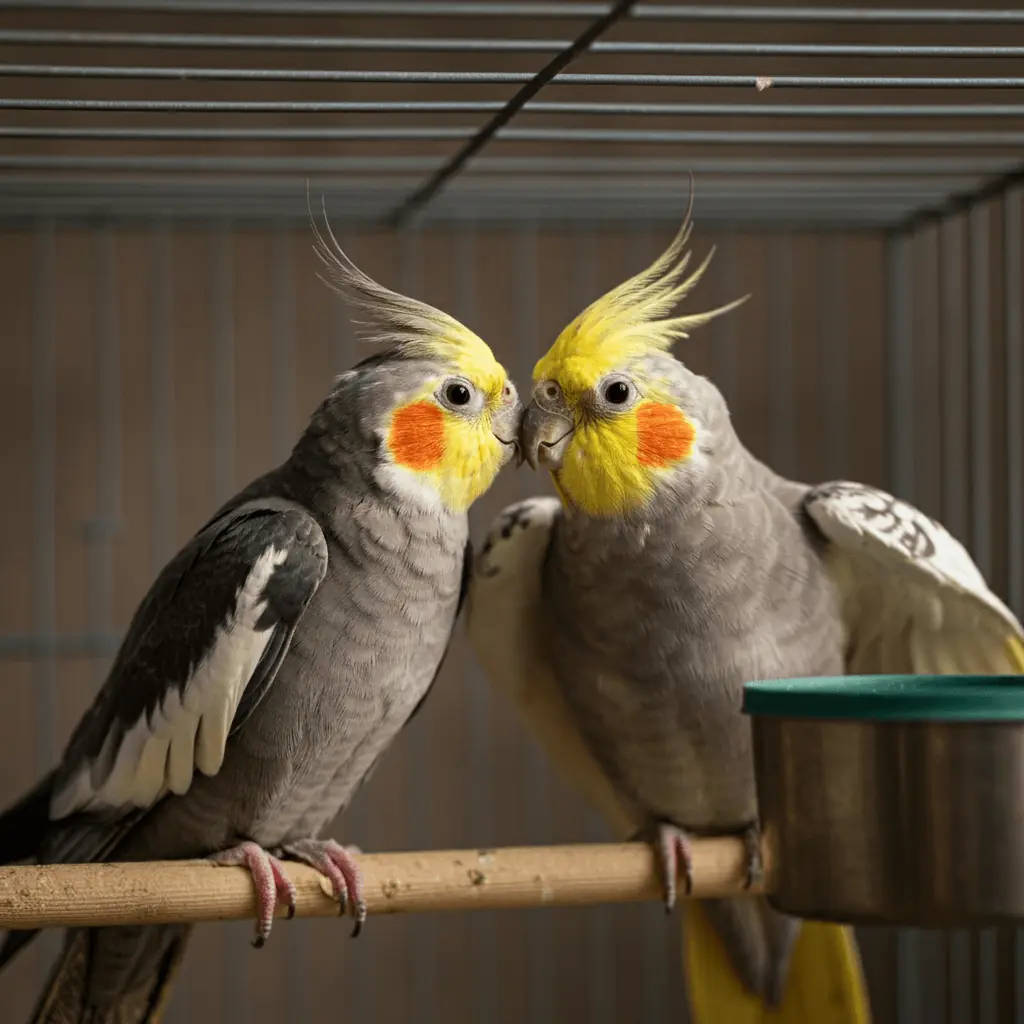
[
  {"left": 521, "top": 400, "right": 574, "bottom": 473},
  {"left": 492, "top": 394, "right": 525, "bottom": 468}
]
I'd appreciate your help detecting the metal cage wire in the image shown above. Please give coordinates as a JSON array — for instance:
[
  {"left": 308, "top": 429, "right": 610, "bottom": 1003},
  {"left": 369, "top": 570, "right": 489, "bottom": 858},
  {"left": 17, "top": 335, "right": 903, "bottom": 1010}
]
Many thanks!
[{"left": 0, "top": 2, "right": 1021, "bottom": 1023}]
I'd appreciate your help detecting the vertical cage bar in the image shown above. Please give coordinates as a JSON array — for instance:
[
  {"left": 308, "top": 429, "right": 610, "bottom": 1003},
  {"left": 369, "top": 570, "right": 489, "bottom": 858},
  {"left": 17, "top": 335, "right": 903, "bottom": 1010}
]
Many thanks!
[
  {"left": 886, "top": 231, "right": 915, "bottom": 502},
  {"left": 456, "top": 220, "right": 497, "bottom": 1024},
  {"left": 1008, "top": 189, "right": 1024, "bottom": 621},
  {"left": 211, "top": 222, "right": 236, "bottom": 506},
  {"left": 32, "top": 219, "right": 57, "bottom": 770},
  {"left": 968, "top": 203, "right": 996, "bottom": 1024},
  {"left": 969, "top": 205, "right": 993, "bottom": 579},
  {"left": 939, "top": 216, "right": 969, "bottom": 543},
  {"left": 150, "top": 220, "right": 175, "bottom": 574},
  {"left": 148, "top": 225, "right": 177, "bottom": 1018},
  {"left": 937, "top": 210, "right": 971, "bottom": 1024},
  {"left": 1005, "top": 205, "right": 1024, "bottom": 1024},
  {"left": 32, "top": 217, "right": 58, "bottom": 978},
  {"left": 885, "top": 230, "right": 921, "bottom": 1024},
  {"left": 822, "top": 235, "right": 847, "bottom": 481},
  {"left": 517, "top": 220, "right": 555, "bottom": 1024},
  {"left": 769, "top": 233, "right": 795, "bottom": 478},
  {"left": 271, "top": 226, "right": 306, "bottom": 1020},
  {"left": 87, "top": 225, "right": 121, "bottom": 692},
  {"left": 400, "top": 223, "right": 439, "bottom": 1024}
]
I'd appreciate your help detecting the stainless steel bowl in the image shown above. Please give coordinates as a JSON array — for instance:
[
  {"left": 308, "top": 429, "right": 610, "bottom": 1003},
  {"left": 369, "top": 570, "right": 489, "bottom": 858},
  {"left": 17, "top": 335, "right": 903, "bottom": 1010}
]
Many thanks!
[{"left": 743, "top": 674, "right": 1024, "bottom": 927}]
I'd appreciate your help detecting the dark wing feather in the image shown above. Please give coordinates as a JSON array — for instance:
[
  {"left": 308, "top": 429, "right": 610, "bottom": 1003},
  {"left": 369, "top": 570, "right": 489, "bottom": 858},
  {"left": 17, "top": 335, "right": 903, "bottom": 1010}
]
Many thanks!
[
  {"left": 48, "top": 497, "right": 328, "bottom": 822},
  {"left": 0, "top": 497, "right": 328, "bottom": 976}
]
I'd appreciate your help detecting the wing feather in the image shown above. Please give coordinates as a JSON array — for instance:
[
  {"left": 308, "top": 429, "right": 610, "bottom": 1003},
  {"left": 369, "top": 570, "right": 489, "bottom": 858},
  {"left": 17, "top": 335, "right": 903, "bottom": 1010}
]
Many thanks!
[
  {"left": 804, "top": 482, "right": 1024, "bottom": 677},
  {"left": 49, "top": 498, "right": 328, "bottom": 821}
]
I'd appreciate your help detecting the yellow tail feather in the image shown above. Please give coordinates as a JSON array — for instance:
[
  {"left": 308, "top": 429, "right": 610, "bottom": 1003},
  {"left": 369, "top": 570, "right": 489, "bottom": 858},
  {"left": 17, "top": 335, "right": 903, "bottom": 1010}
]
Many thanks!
[
  {"left": 681, "top": 901, "right": 871, "bottom": 1024},
  {"left": 1005, "top": 635, "right": 1024, "bottom": 673}
]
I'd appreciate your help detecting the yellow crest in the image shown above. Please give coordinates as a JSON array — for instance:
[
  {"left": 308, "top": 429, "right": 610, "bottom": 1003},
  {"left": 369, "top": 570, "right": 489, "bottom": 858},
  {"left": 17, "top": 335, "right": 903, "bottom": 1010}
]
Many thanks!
[
  {"left": 533, "top": 184, "right": 749, "bottom": 393},
  {"left": 309, "top": 193, "right": 505, "bottom": 394}
]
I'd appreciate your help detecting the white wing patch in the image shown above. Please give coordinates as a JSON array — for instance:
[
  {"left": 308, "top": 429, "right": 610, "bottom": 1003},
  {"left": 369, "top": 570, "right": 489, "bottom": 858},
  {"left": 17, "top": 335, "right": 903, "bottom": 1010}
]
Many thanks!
[
  {"left": 51, "top": 545, "right": 290, "bottom": 819},
  {"left": 466, "top": 496, "right": 641, "bottom": 839},
  {"left": 806, "top": 483, "right": 1024, "bottom": 677}
]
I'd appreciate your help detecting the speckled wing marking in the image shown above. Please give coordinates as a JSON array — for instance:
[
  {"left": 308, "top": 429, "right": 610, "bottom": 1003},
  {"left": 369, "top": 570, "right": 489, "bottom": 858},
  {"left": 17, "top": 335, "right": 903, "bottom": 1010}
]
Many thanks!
[{"left": 805, "top": 481, "right": 1024, "bottom": 675}]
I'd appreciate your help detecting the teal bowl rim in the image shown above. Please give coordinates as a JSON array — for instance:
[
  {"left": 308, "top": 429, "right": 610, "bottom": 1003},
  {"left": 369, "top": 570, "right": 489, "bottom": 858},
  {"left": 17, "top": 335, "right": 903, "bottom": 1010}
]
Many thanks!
[{"left": 741, "top": 674, "right": 1024, "bottom": 722}]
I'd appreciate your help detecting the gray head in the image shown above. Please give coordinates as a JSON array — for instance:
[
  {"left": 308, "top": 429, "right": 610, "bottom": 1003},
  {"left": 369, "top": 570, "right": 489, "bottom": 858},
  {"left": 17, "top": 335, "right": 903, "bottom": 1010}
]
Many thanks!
[{"left": 292, "top": 204, "right": 524, "bottom": 514}]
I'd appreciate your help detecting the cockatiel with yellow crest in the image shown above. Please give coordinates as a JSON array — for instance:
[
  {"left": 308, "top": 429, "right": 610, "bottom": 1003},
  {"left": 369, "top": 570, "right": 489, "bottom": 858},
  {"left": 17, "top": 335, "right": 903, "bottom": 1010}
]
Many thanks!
[
  {"left": 466, "top": 193, "right": 1024, "bottom": 1024},
  {"left": 0, "top": 210, "right": 523, "bottom": 1024}
]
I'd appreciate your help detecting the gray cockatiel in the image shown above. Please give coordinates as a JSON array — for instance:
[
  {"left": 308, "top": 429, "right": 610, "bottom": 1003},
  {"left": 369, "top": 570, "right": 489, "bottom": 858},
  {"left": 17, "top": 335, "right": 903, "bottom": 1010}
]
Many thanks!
[
  {"left": 0, "top": 214, "right": 523, "bottom": 1024},
  {"left": 466, "top": 206, "right": 1024, "bottom": 1024}
]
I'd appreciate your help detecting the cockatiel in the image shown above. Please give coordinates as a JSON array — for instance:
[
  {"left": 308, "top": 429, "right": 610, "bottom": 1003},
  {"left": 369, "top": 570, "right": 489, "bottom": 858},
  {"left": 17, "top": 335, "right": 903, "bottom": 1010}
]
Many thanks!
[
  {"left": 0, "top": 212, "right": 523, "bottom": 1024},
  {"left": 465, "top": 200, "right": 1024, "bottom": 1024}
]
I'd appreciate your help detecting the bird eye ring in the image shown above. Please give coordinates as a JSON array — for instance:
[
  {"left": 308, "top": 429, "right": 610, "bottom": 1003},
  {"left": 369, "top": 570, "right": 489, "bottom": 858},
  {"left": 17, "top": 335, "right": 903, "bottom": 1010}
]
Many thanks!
[
  {"left": 604, "top": 380, "right": 631, "bottom": 405},
  {"left": 445, "top": 382, "right": 472, "bottom": 406}
]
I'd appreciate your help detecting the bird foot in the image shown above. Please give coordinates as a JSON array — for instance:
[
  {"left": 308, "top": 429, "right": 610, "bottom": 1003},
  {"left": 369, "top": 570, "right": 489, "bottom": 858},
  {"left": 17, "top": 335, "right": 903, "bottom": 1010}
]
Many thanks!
[
  {"left": 646, "top": 822, "right": 696, "bottom": 913},
  {"left": 740, "top": 822, "right": 764, "bottom": 891},
  {"left": 276, "top": 838, "right": 367, "bottom": 937},
  {"left": 208, "top": 840, "right": 297, "bottom": 949}
]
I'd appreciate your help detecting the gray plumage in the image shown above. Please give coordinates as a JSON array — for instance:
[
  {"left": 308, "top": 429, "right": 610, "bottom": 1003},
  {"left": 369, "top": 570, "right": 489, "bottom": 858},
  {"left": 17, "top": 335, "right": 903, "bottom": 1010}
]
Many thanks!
[
  {"left": 534, "top": 357, "right": 840, "bottom": 1001},
  {"left": 1, "top": 244, "right": 524, "bottom": 1024},
  {"left": 469, "top": 206, "right": 1021, "bottom": 1017},
  {"left": 471, "top": 332, "right": 1022, "bottom": 1014},
  {"left": 0, "top": 356, "right": 471, "bottom": 1021}
]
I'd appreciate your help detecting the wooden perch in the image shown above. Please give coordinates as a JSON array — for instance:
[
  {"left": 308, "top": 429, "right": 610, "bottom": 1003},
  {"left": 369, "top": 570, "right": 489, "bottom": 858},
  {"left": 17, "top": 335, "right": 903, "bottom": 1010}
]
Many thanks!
[{"left": 0, "top": 839, "right": 765, "bottom": 932}]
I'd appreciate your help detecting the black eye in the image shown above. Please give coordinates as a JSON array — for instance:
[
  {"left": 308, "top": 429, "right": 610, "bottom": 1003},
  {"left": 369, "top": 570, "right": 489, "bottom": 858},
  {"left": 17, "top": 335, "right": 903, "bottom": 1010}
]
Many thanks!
[
  {"left": 445, "top": 382, "right": 471, "bottom": 406},
  {"left": 604, "top": 381, "right": 631, "bottom": 405}
]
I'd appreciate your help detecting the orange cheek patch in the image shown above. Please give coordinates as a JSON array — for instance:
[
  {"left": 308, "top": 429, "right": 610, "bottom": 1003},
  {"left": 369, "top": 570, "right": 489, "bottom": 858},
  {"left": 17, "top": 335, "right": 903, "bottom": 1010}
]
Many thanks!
[
  {"left": 388, "top": 400, "right": 446, "bottom": 470},
  {"left": 636, "top": 402, "right": 695, "bottom": 467}
]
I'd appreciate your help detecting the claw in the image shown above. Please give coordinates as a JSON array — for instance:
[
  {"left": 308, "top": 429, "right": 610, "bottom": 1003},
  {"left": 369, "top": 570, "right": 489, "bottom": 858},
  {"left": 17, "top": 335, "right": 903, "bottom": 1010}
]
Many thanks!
[
  {"left": 209, "top": 840, "right": 297, "bottom": 948},
  {"left": 280, "top": 838, "right": 367, "bottom": 937},
  {"left": 740, "top": 822, "right": 764, "bottom": 891},
  {"left": 655, "top": 823, "right": 695, "bottom": 912}
]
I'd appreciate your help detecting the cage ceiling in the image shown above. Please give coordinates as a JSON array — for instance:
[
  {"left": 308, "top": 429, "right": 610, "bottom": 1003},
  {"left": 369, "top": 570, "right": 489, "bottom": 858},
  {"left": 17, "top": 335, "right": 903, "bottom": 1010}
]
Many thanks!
[{"left": 0, "top": 0, "right": 1022, "bottom": 230}]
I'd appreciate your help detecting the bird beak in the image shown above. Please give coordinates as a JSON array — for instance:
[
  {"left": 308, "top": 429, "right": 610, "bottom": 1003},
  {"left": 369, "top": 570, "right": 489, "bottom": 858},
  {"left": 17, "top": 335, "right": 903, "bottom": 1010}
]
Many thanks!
[
  {"left": 492, "top": 393, "right": 525, "bottom": 469},
  {"left": 521, "top": 400, "right": 574, "bottom": 474}
]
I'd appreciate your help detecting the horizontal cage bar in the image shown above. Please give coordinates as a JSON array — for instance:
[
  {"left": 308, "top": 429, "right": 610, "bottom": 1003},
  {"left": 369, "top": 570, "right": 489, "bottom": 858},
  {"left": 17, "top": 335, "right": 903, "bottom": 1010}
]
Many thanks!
[
  {"left": 2, "top": 65, "right": 1023, "bottom": 88},
  {"left": 6, "top": 3, "right": 1024, "bottom": 24},
  {"left": 4, "top": 125, "right": 1022, "bottom": 145},
  {"left": 4, "top": 99, "right": 1024, "bottom": 117},
  {"left": 1, "top": 31, "right": 1022, "bottom": 59}
]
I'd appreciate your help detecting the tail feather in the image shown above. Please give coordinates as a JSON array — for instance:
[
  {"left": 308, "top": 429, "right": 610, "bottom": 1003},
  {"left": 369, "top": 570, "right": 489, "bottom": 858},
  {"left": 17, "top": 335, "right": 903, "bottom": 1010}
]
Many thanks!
[
  {"left": 30, "top": 925, "right": 192, "bottom": 1024},
  {"left": 0, "top": 773, "right": 57, "bottom": 973},
  {"left": 681, "top": 896, "right": 871, "bottom": 1023},
  {"left": 0, "top": 775, "right": 143, "bottom": 977},
  {"left": 0, "top": 772, "right": 55, "bottom": 866}
]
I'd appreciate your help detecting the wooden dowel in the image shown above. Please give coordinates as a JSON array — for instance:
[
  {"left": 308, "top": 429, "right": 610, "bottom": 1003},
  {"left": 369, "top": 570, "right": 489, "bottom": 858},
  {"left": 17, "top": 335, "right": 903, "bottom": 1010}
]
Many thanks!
[{"left": 0, "top": 839, "right": 764, "bottom": 931}]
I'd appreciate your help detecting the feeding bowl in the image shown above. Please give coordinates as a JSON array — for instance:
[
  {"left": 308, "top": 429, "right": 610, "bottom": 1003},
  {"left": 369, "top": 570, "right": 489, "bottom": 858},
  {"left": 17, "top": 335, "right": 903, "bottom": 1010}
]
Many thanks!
[{"left": 743, "top": 674, "right": 1024, "bottom": 928}]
